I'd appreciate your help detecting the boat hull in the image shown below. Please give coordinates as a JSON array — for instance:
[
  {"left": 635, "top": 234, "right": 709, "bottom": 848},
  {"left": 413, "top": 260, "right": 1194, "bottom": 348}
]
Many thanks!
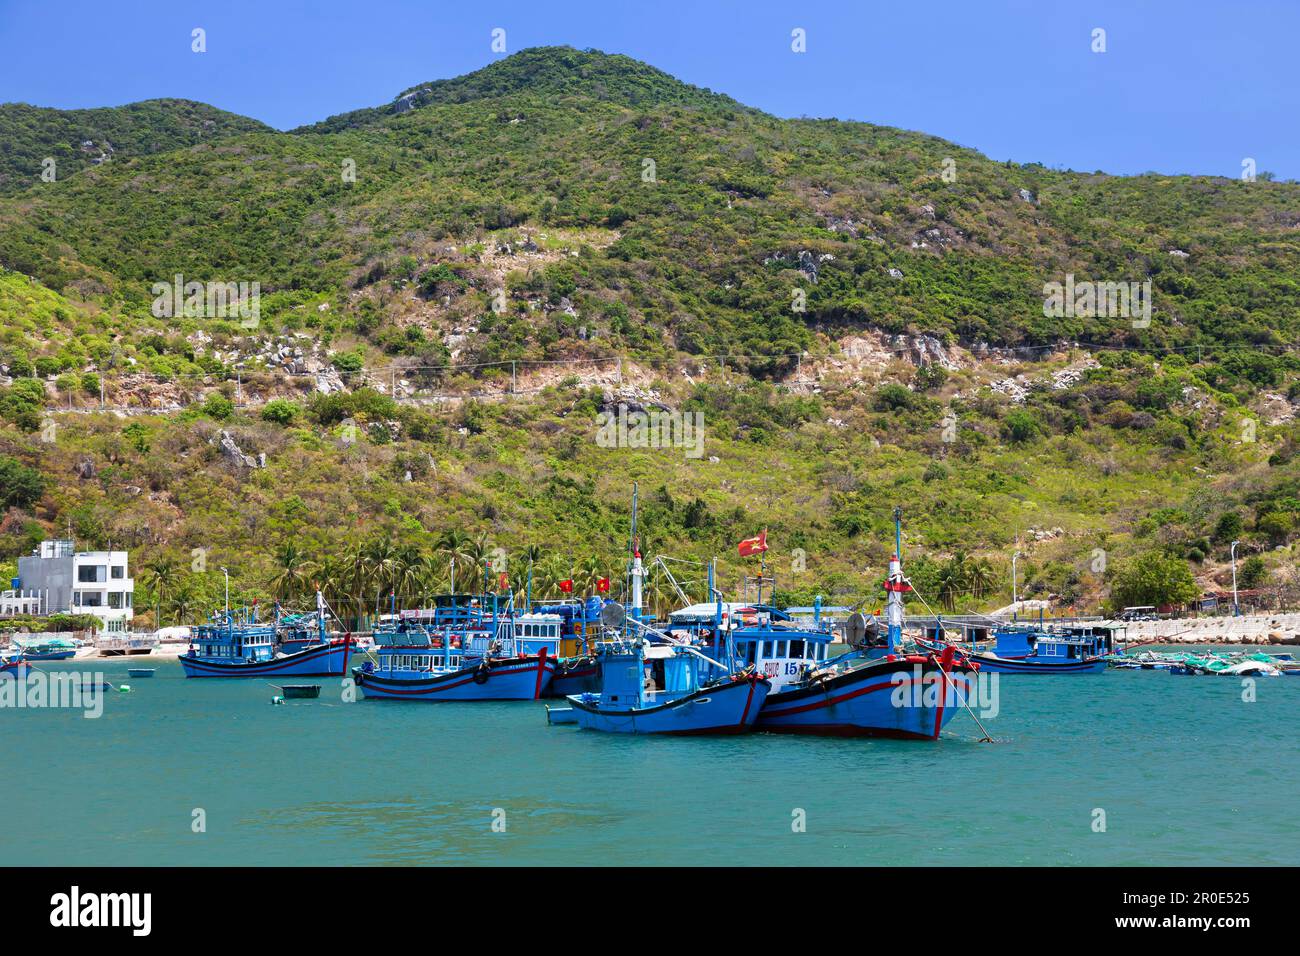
[
  {"left": 548, "top": 658, "right": 600, "bottom": 697},
  {"left": 179, "top": 639, "right": 351, "bottom": 678},
  {"left": 757, "top": 656, "right": 976, "bottom": 739},
  {"left": 566, "top": 675, "right": 770, "bottom": 735},
  {"left": 354, "top": 655, "right": 555, "bottom": 701},
  {"left": 20, "top": 650, "right": 76, "bottom": 661},
  {"left": 972, "top": 655, "right": 1106, "bottom": 675}
]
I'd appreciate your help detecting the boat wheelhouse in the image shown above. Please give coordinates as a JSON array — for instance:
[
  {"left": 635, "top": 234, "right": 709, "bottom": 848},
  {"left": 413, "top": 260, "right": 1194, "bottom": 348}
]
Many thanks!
[{"left": 663, "top": 601, "right": 838, "bottom": 691}]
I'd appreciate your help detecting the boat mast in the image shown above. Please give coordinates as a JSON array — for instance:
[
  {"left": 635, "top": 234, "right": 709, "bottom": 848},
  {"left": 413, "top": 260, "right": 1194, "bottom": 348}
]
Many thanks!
[
  {"left": 884, "top": 506, "right": 908, "bottom": 654},
  {"left": 629, "top": 482, "right": 644, "bottom": 623}
]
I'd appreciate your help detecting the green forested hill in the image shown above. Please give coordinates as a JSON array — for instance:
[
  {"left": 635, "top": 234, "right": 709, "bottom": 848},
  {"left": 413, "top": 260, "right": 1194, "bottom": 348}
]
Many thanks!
[
  {"left": 0, "top": 99, "right": 272, "bottom": 196},
  {"left": 1, "top": 47, "right": 1298, "bottom": 625}
]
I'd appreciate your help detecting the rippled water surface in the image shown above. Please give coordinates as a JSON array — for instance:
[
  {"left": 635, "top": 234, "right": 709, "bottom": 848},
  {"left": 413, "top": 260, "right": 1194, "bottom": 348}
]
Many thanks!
[{"left": 4, "top": 658, "right": 1296, "bottom": 865}]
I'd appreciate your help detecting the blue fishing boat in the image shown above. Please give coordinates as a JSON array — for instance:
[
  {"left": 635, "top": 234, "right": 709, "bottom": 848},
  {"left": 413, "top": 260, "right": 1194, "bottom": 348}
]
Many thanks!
[
  {"left": 352, "top": 615, "right": 556, "bottom": 701},
  {"left": 646, "top": 511, "right": 980, "bottom": 739},
  {"left": 12, "top": 636, "right": 78, "bottom": 660},
  {"left": 754, "top": 512, "right": 978, "bottom": 738},
  {"left": 959, "top": 624, "right": 1111, "bottom": 674},
  {"left": 555, "top": 484, "right": 772, "bottom": 734},
  {"left": 180, "top": 591, "right": 350, "bottom": 678},
  {"left": 565, "top": 633, "right": 770, "bottom": 734}
]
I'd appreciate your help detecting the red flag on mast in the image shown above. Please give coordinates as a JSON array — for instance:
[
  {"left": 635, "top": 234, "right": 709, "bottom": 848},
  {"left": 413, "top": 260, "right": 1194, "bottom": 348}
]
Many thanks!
[
  {"left": 595, "top": 577, "right": 610, "bottom": 593},
  {"left": 558, "top": 579, "right": 574, "bottom": 593},
  {"left": 738, "top": 531, "right": 768, "bottom": 557}
]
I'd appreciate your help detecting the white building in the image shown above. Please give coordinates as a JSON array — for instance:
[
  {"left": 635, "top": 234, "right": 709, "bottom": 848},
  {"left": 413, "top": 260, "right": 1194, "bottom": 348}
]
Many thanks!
[{"left": 0, "top": 539, "right": 134, "bottom": 633}]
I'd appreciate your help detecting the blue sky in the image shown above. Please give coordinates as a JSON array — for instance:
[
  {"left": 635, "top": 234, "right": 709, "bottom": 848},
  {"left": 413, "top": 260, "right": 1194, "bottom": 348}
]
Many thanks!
[{"left": 0, "top": 0, "right": 1291, "bottom": 179}]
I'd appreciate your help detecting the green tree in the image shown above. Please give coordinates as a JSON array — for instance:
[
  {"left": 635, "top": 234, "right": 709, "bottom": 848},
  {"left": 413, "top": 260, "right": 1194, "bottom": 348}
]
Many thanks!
[
  {"left": 1239, "top": 555, "right": 1267, "bottom": 589},
  {"left": 1108, "top": 551, "right": 1200, "bottom": 609},
  {"left": 1213, "top": 511, "right": 1243, "bottom": 544},
  {"left": 0, "top": 455, "right": 44, "bottom": 509}
]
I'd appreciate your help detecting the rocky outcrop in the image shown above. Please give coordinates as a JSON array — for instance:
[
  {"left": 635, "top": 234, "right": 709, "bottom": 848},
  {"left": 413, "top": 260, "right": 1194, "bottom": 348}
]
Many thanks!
[{"left": 215, "top": 430, "right": 262, "bottom": 469}]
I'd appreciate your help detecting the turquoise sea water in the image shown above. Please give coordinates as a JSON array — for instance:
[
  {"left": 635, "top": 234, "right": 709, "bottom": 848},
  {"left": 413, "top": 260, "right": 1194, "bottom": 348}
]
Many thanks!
[{"left": 3, "top": 656, "right": 1297, "bottom": 866}]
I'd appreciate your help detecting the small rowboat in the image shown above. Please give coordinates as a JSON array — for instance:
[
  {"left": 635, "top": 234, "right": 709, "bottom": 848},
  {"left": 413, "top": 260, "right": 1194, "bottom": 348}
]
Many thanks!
[
  {"left": 127, "top": 668, "right": 156, "bottom": 678},
  {"left": 279, "top": 684, "right": 321, "bottom": 699}
]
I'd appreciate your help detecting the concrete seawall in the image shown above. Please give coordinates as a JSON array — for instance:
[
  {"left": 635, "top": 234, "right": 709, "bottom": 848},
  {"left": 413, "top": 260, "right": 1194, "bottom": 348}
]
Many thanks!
[{"left": 1121, "top": 613, "right": 1300, "bottom": 646}]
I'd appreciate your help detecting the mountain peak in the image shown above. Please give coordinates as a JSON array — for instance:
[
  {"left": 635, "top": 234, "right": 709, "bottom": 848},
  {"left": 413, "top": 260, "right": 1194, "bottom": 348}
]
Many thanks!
[
  {"left": 305, "top": 46, "right": 746, "bottom": 133},
  {"left": 399, "top": 46, "right": 740, "bottom": 109}
]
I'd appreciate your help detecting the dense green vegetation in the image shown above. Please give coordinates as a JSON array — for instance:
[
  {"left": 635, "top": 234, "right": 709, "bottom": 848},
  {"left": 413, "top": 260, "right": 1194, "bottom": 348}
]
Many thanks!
[
  {"left": 0, "top": 99, "right": 270, "bottom": 196},
  {"left": 1, "top": 47, "right": 1299, "bottom": 625}
]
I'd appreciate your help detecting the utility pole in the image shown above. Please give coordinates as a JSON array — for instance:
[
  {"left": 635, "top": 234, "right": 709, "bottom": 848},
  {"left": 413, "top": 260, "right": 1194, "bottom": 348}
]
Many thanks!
[
  {"left": 1012, "top": 551, "right": 1022, "bottom": 610},
  {"left": 1231, "top": 540, "right": 1241, "bottom": 616}
]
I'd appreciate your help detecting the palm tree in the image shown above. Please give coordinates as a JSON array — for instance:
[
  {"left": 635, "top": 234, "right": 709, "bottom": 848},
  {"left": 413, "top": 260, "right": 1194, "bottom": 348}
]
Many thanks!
[
  {"left": 141, "top": 553, "right": 179, "bottom": 628},
  {"left": 169, "top": 581, "right": 199, "bottom": 625},
  {"left": 364, "top": 537, "right": 399, "bottom": 615},
  {"left": 462, "top": 532, "right": 493, "bottom": 592},
  {"left": 343, "top": 541, "right": 370, "bottom": 629},
  {"left": 518, "top": 544, "right": 544, "bottom": 606},
  {"left": 536, "top": 555, "right": 571, "bottom": 599},
  {"left": 967, "top": 556, "right": 998, "bottom": 604},
  {"left": 434, "top": 529, "right": 470, "bottom": 592},
  {"left": 309, "top": 553, "right": 343, "bottom": 618},
  {"left": 574, "top": 555, "right": 604, "bottom": 597},
  {"left": 389, "top": 543, "right": 425, "bottom": 608},
  {"left": 268, "top": 543, "right": 309, "bottom": 604},
  {"left": 935, "top": 554, "right": 970, "bottom": 612}
]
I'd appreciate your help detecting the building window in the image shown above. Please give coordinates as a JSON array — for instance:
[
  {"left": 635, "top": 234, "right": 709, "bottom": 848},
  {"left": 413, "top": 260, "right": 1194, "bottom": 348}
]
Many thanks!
[
  {"left": 111, "top": 566, "right": 124, "bottom": 579},
  {"left": 109, "top": 592, "right": 123, "bottom": 609},
  {"left": 78, "top": 565, "right": 106, "bottom": 583}
]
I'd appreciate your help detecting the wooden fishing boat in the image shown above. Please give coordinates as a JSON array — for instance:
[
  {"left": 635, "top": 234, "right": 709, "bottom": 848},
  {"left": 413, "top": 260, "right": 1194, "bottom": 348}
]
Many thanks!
[
  {"left": 12, "top": 637, "right": 78, "bottom": 661},
  {"left": 353, "top": 620, "right": 555, "bottom": 701},
  {"left": 553, "top": 484, "right": 772, "bottom": 734},
  {"left": 180, "top": 591, "right": 350, "bottom": 678},
  {"left": 126, "top": 668, "right": 156, "bottom": 678},
  {"left": 564, "top": 637, "right": 770, "bottom": 735},
  {"left": 756, "top": 511, "right": 978, "bottom": 738},
  {"left": 941, "top": 625, "right": 1110, "bottom": 674}
]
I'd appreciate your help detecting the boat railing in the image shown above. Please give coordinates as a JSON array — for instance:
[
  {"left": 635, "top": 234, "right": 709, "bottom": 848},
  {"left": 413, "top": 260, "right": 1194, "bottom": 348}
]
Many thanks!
[{"left": 623, "top": 617, "right": 731, "bottom": 673}]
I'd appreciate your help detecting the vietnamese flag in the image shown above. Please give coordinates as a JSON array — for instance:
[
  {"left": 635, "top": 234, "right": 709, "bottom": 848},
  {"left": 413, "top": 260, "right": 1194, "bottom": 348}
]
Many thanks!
[
  {"left": 596, "top": 577, "right": 610, "bottom": 593},
  {"left": 559, "top": 579, "right": 574, "bottom": 593},
  {"left": 738, "top": 530, "right": 768, "bottom": 557}
]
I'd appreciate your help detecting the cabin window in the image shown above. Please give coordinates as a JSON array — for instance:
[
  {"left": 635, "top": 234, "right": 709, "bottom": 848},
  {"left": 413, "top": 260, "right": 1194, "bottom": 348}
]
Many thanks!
[
  {"left": 789, "top": 640, "right": 805, "bottom": 659},
  {"left": 777, "top": 641, "right": 788, "bottom": 658},
  {"left": 763, "top": 641, "right": 774, "bottom": 658}
]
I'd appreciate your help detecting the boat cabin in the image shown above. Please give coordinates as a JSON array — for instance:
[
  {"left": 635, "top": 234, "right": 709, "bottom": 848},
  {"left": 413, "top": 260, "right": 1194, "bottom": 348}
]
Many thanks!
[
  {"left": 991, "top": 624, "right": 1116, "bottom": 661},
  {"left": 665, "top": 601, "right": 837, "bottom": 691},
  {"left": 368, "top": 623, "right": 466, "bottom": 675},
  {"left": 589, "top": 640, "right": 708, "bottom": 709},
  {"left": 190, "top": 613, "right": 277, "bottom": 662}
]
